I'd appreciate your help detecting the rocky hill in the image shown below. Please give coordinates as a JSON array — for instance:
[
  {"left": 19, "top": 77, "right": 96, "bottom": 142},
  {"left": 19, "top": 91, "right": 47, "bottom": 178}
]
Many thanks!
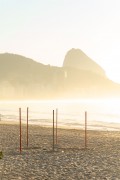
[
  {"left": 0, "top": 51, "right": 120, "bottom": 100},
  {"left": 63, "top": 48, "right": 105, "bottom": 77}
]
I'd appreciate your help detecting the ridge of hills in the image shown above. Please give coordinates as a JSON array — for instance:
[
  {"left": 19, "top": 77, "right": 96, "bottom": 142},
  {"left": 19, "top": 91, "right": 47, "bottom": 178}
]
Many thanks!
[{"left": 0, "top": 50, "right": 120, "bottom": 100}]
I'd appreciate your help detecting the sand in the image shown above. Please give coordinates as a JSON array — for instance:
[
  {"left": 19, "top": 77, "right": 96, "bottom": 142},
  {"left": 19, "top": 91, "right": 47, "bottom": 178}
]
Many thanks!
[{"left": 0, "top": 121, "right": 120, "bottom": 180}]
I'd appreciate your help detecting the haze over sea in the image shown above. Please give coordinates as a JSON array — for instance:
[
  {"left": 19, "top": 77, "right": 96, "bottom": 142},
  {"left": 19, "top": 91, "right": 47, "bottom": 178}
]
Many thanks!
[{"left": 0, "top": 99, "right": 120, "bottom": 131}]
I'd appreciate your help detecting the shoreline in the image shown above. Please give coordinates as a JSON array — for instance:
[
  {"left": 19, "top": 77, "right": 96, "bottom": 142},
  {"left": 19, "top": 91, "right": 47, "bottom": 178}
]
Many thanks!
[{"left": 0, "top": 119, "right": 120, "bottom": 131}]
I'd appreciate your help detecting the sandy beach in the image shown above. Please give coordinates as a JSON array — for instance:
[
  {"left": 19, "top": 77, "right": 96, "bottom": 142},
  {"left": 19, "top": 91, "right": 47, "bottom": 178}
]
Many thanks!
[{"left": 0, "top": 121, "right": 120, "bottom": 180}]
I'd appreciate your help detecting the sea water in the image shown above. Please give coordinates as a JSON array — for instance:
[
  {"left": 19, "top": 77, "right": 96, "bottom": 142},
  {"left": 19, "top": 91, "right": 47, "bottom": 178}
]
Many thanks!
[{"left": 0, "top": 99, "right": 120, "bottom": 131}]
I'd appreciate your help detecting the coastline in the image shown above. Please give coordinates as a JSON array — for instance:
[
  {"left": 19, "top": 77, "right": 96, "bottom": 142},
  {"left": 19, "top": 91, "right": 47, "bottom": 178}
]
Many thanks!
[
  {"left": 0, "top": 121, "right": 120, "bottom": 179},
  {"left": 0, "top": 119, "right": 120, "bottom": 131}
]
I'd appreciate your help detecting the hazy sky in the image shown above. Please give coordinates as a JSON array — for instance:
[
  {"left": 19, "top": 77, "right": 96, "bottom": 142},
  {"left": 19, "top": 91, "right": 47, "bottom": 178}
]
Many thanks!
[{"left": 0, "top": 0, "right": 120, "bottom": 83}]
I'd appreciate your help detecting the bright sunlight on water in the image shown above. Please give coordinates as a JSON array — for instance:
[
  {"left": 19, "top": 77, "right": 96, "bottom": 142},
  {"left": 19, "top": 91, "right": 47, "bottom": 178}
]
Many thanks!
[{"left": 0, "top": 98, "right": 120, "bottom": 131}]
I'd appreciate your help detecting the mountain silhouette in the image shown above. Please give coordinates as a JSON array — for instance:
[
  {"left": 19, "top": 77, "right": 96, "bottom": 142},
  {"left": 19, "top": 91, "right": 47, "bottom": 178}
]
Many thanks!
[
  {"left": 0, "top": 51, "right": 120, "bottom": 100},
  {"left": 63, "top": 48, "right": 105, "bottom": 77}
]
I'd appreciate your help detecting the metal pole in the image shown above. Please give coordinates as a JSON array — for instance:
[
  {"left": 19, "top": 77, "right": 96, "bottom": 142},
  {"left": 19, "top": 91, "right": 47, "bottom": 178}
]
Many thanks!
[
  {"left": 85, "top": 111, "right": 87, "bottom": 148},
  {"left": 56, "top": 108, "right": 58, "bottom": 145},
  {"left": 53, "top": 110, "right": 55, "bottom": 151},
  {"left": 19, "top": 108, "right": 22, "bottom": 153},
  {"left": 27, "top": 107, "right": 29, "bottom": 147}
]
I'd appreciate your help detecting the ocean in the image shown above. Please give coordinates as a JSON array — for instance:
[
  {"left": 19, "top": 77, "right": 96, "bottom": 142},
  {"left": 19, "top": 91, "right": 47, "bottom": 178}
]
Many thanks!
[{"left": 0, "top": 99, "right": 120, "bottom": 131}]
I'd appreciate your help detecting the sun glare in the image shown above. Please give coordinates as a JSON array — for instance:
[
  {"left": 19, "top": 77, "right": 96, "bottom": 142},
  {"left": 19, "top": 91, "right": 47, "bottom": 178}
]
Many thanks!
[{"left": 106, "top": 71, "right": 120, "bottom": 84}]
